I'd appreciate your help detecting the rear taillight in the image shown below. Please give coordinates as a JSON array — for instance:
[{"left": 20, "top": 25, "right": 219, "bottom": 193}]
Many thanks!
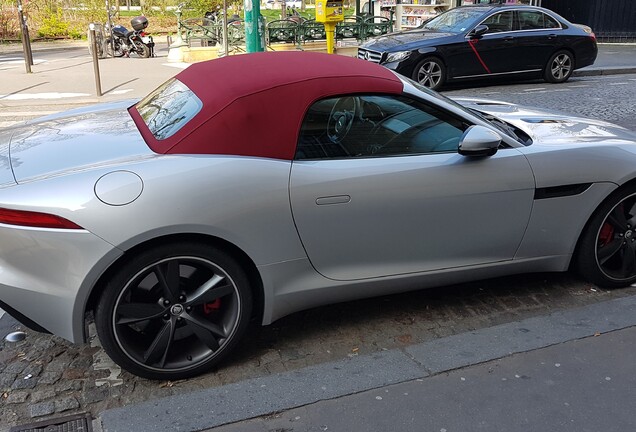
[
  {"left": 0, "top": 208, "right": 83, "bottom": 229},
  {"left": 590, "top": 32, "right": 597, "bottom": 41}
]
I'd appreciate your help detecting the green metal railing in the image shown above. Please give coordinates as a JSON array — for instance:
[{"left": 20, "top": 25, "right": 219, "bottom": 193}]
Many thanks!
[{"left": 179, "top": 15, "right": 394, "bottom": 51}]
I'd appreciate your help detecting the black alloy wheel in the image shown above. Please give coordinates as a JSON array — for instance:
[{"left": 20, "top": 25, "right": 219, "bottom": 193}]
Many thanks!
[
  {"left": 95, "top": 242, "right": 252, "bottom": 380},
  {"left": 577, "top": 187, "right": 636, "bottom": 288},
  {"left": 544, "top": 50, "right": 573, "bottom": 83},
  {"left": 412, "top": 57, "right": 446, "bottom": 91}
]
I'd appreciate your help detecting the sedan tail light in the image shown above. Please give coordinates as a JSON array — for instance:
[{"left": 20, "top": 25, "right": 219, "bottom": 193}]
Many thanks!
[{"left": 0, "top": 208, "right": 83, "bottom": 229}]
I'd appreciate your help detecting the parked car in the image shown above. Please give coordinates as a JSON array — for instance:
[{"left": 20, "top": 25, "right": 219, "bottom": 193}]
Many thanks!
[
  {"left": 358, "top": 4, "right": 598, "bottom": 90},
  {"left": 1, "top": 52, "right": 635, "bottom": 380}
]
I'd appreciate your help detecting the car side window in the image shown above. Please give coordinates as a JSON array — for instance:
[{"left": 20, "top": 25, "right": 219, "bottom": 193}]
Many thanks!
[
  {"left": 481, "top": 11, "right": 514, "bottom": 34},
  {"left": 295, "top": 95, "right": 467, "bottom": 160},
  {"left": 518, "top": 11, "right": 561, "bottom": 30}
]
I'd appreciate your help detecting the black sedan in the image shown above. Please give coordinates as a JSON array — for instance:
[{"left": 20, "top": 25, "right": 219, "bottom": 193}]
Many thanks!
[{"left": 358, "top": 5, "right": 598, "bottom": 90}]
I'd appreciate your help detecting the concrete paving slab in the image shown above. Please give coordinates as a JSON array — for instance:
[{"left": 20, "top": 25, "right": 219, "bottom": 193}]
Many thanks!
[
  {"left": 99, "top": 349, "right": 426, "bottom": 432},
  {"left": 99, "top": 294, "right": 636, "bottom": 432},
  {"left": 214, "top": 326, "right": 636, "bottom": 432}
]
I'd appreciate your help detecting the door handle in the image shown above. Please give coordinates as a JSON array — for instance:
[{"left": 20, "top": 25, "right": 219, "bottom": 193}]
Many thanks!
[
  {"left": 547, "top": 34, "right": 557, "bottom": 40},
  {"left": 316, "top": 195, "right": 351, "bottom": 205},
  {"left": 503, "top": 36, "right": 515, "bottom": 42}
]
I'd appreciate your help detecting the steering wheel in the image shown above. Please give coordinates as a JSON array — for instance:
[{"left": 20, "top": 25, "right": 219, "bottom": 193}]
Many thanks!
[{"left": 327, "top": 97, "right": 360, "bottom": 144}]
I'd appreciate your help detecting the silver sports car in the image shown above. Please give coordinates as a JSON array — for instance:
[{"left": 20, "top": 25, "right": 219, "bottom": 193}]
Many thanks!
[{"left": 2, "top": 52, "right": 636, "bottom": 380}]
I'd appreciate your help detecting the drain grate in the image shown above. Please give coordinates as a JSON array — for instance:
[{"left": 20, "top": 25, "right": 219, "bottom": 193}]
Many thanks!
[{"left": 9, "top": 413, "right": 92, "bottom": 432}]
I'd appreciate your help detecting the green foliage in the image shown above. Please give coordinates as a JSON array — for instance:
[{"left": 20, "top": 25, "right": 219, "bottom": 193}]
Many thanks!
[
  {"left": 37, "top": 9, "right": 69, "bottom": 38},
  {"left": 0, "top": 1, "right": 19, "bottom": 40}
]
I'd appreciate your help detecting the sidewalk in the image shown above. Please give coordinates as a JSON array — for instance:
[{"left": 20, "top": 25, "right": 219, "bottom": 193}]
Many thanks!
[
  {"left": 98, "top": 295, "right": 636, "bottom": 432},
  {"left": 212, "top": 326, "right": 636, "bottom": 432}
]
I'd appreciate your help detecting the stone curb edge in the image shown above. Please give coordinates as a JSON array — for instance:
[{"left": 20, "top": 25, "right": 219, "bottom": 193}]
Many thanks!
[
  {"left": 573, "top": 66, "right": 636, "bottom": 77},
  {"left": 98, "top": 294, "right": 636, "bottom": 432}
]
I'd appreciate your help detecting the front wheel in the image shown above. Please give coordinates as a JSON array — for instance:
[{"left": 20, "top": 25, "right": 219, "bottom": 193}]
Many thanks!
[
  {"left": 95, "top": 242, "right": 253, "bottom": 380},
  {"left": 577, "top": 186, "right": 636, "bottom": 288},
  {"left": 107, "top": 39, "right": 126, "bottom": 57},
  {"left": 544, "top": 50, "right": 573, "bottom": 83},
  {"left": 412, "top": 57, "right": 446, "bottom": 91}
]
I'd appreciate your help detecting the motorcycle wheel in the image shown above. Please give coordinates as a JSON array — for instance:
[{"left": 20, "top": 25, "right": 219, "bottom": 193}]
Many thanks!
[
  {"left": 133, "top": 40, "right": 151, "bottom": 58},
  {"left": 107, "top": 39, "right": 126, "bottom": 57}
]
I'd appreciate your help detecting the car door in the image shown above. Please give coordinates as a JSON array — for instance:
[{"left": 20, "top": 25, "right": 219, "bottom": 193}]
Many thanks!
[
  {"left": 514, "top": 10, "right": 564, "bottom": 71},
  {"left": 289, "top": 94, "right": 535, "bottom": 281},
  {"left": 469, "top": 10, "right": 521, "bottom": 75}
]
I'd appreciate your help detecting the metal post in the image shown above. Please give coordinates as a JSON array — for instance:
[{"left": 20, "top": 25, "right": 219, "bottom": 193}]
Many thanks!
[
  {"left": 244, "top": 0, "right": 264, "bottom": 52},
  {"left": 222, "top": 0, "right": 229, "bottom": 56},
  {"left": 106, "top": 0, "right": 115, "bottom": 56},
  {"left": 16, "top": 0, "right": 31, "bottom": 72},
  {"left": 89, "top": 25, "right": 103, "bottom": 97}
]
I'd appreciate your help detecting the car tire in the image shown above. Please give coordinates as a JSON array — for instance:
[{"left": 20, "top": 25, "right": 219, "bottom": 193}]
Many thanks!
[
  {"left": 95, "top": 242, "right": 253, "bottom": 380},
  {"left": 544, "top": 50, "right": 573, "bottom": 84},
  {"left": 412, "top": 57, "right": 446, "bottom": 91},
  {"left": 577, "top": 185, "right": 636, "bottom": 288}
]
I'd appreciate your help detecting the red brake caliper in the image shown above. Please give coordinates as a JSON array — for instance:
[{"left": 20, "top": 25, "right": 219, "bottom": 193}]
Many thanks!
[
  {"left": 599, "top": 222, "right": 614, "bottom": 247},
  {"left": 203, "top": 299, "right": 221, "bottom": 314}
]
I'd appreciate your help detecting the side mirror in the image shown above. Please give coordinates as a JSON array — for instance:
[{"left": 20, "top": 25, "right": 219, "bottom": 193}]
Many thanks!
[
  {"left": 458, "top": 125, "right": 501, "bottom": 157},
  {"left": 470, "top": 24, "right": 489, "bottom": 39}
]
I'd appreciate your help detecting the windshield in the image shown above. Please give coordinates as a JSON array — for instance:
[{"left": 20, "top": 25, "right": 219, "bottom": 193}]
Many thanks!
[
  {"left": 402, "top": 76, "right": 531, "bottom": 145},
  {"left": 422, "top": 7, "right": 488, "bottom": 33},
  {"left": 136, "top": 78, "right": 203, "bottom": 140}
]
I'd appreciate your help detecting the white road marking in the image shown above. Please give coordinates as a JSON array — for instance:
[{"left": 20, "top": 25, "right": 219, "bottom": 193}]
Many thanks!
[
  {"left": 109, "top": 89, "right": 134, "bottom": 95},
  {"left": 0, "top": 59, "right": 46, "bottom": 70},
  {"left": 608, "top": 82, "right": 629, "bottom": 86},
  {"left": 0, "top": 92, "right": 90, "bottom": 100},
  {"left": 523, "top": 88, "right": 546, "bottom": 92},
  {"left": 162, "top": 62, "right": 190, "bottom": 69},
  {"left": 481, "top": 91, "right": 501, "bottom": 95},
  {"left": 568, "top": 84, "right": 590, "bottom": 88},
  {"left": 0, "top": 111, "right": 58, "bottom": 117},
  {"left": 0, "top": 120, "right": 24, "bottom": 128}
]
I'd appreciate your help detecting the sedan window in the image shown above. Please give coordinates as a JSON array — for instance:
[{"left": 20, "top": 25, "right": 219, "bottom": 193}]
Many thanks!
[
  {"left": 296, "top": 95, "right": 467, "bottom": 160},
  {"left": 517, "top": 10, "right": 561, "bottom": 30},
  {"left": 481, "top": 11, "right": 514, "bottom": 34},
  {"left": 422, "top": 7, "right": 486, "bottom": 33}
]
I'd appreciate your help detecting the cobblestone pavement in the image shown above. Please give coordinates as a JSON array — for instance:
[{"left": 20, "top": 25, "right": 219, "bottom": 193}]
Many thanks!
[
  {"left": 2, "top": 274, "right": 636, "bottom": 429},
  {"left": 1, "top": 72, "right": 636, "bottom": 430}
]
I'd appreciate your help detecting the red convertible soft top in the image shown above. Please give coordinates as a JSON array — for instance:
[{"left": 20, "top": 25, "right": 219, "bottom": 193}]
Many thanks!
[{"left": 130, "top": 51, "right": 403, "bottom": 160}]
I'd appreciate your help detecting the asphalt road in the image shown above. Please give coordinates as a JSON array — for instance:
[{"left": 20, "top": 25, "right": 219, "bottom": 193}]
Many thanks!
[{"left": 443, "top": 74, "right": 636, "bottom": 130}]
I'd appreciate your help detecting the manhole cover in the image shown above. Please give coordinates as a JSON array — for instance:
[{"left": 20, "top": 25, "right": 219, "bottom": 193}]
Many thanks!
[{"left": 9, "top": 413, "right": 92, "bottom": 432}]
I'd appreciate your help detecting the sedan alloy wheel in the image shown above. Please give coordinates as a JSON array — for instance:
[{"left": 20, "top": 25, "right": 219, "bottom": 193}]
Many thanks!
[
  {"left": 412, "top": 57, "right": 446, "bottom": 91},
  {"left": 544, "top": 50, "right": 573, "bottom": 83}
]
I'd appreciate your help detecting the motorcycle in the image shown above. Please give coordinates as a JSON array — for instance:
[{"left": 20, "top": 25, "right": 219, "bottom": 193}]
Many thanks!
[{"left": 107, "top": 16, "right": 155, "bottom": 58}]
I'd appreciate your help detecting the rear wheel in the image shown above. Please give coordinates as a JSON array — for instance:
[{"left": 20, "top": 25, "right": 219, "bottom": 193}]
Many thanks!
[
  {"left": 412, "top": 57, "right": 446, "bottom": 91},
  {"left": 577, "top": 186, "right": 636, "bottom": 288},
  {"left": 544, "top": 50, "right": 573, "bottom": 83},
  {"left": 132, "top": 40, "right": 151, "bottom": 58},
  {"left": 95, "top": 242, "right": 253, "bottom": 380}
]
